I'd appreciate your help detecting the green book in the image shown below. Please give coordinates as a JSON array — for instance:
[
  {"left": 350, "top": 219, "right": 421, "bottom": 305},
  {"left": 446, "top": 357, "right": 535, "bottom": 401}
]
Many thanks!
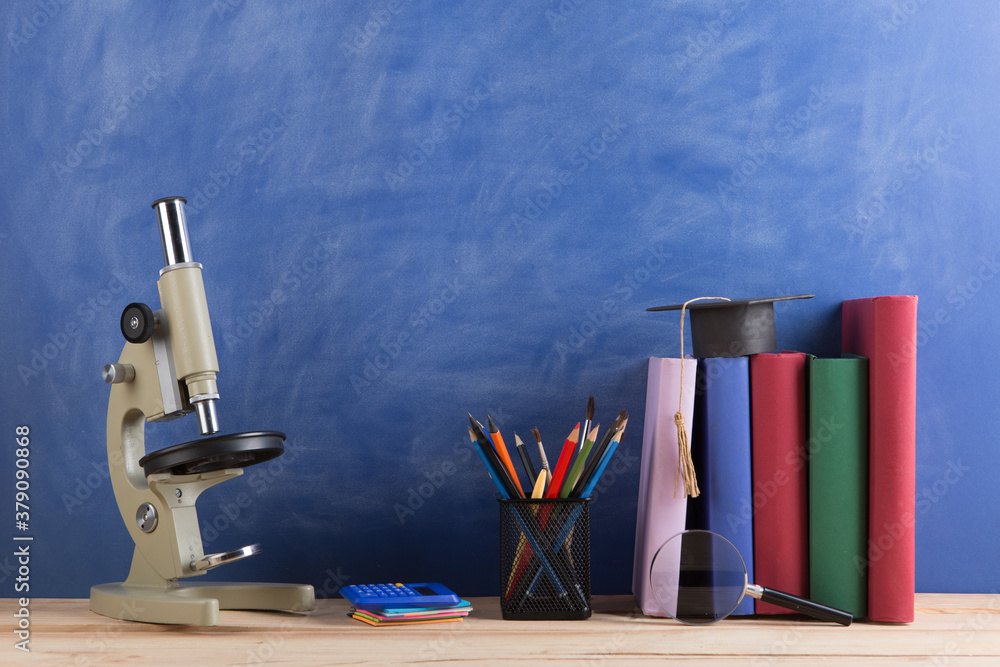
[{"left": 808, "top": 355, "right": 868, "bottom": 619}]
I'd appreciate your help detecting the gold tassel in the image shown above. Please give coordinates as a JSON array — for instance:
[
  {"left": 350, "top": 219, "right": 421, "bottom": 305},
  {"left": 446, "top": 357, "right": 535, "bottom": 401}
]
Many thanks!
[
  {"left": 673, "top": 296, "right": 730, "bottom": 499},
  {"left": 674, "top": 411, "right": 699, "bottom": 498}
]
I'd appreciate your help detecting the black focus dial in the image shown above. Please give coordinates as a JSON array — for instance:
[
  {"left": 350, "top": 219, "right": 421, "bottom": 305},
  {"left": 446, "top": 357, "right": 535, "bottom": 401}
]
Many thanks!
[{"left": 120, "top": 302, "right": 155, "bottom": 344}]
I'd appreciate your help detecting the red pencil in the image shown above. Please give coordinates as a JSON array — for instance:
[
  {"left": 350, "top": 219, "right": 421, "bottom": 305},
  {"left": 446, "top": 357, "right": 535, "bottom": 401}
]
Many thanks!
[{"left": 545, "top": 423, "right": 580, "bottom": 499}]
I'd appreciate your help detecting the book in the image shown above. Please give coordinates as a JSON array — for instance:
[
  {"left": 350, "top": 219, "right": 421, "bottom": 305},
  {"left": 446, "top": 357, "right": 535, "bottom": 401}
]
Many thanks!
[
  {"left": 808, "top": 354, "right": 869, "bottom": 618},
  {"left": 687, "top": 356, "right": 754, "bottom": 616},
  {"left": 842, "top": 296, "right": 918, "bottom": 623},
  {"left": 349, "top": 600, "right": 472, "bottom": 626},
  {"left": 750, "top": 352, "right": 809, "bottom": 614},
  {"left": 632, "top": 357, "right": 698, "bottom": 617}
]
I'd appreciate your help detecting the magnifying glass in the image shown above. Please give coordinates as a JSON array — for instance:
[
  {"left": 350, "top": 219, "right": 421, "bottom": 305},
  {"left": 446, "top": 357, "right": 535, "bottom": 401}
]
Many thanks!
[{"left": 650, "top": 530, "right": 853, "bottom": 626}]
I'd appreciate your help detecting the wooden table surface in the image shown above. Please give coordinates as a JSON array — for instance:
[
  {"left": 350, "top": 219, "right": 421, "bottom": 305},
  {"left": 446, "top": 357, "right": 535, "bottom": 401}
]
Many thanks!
[{"left": 2, "top": 594, "right": 999, "bottom": 665}]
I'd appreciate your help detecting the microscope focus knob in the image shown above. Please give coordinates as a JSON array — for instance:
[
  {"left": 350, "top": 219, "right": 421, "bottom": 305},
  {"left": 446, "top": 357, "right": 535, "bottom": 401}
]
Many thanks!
[
  {"left": 102, "top": 363, "right": 136, "bottom": 384},
  {"left": 121, "top": 302, "right": 155, "bottom": 344}
]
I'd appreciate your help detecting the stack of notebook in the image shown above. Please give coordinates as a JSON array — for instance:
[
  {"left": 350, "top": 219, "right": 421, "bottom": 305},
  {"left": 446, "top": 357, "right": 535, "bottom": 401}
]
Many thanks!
[{"left": 349, "top": 599, "right": 472, "bottom": 627}]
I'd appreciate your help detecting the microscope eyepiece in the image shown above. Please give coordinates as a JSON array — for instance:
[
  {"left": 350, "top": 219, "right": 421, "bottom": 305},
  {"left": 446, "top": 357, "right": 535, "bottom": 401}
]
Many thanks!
[{"left": 152, "top": 197, "right": 194, "bottom": 266}]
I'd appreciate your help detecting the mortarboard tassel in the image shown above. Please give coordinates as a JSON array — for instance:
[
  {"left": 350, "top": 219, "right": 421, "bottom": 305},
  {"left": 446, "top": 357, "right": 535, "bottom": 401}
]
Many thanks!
[{"left": 674, "top": 296, "right": 731, "bottom": 499}]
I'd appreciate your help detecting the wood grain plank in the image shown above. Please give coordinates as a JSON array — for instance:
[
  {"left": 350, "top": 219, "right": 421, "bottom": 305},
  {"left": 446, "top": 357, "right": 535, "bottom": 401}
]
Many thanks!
[{"left": 1, "top": 594, "right": 998, "bottom": 665}]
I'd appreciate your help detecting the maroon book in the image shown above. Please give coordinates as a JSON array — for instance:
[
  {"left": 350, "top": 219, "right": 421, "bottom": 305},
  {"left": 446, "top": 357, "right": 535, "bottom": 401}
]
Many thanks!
[{"left": 751, "top": 352, "right": 809, "bottom": 614}]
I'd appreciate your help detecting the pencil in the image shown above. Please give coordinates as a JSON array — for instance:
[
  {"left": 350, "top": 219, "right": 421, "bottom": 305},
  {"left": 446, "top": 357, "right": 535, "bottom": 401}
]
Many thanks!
[
  {"left": 468, "top": 413, "right": 521, "bottom": 498},
  {"left": 488, "top": 415, "right": 524, "bottom": 497},
  {"left": 545, "top": 423, "right": 580, "bottom": 499},
  {"left": 560, "top": 425, "right": 598, "bottom": 498},
  {"left": 467, "top": 428, "right": 510, "bottom": 499},
  {"left": 531, "top": 428, "right": 552, "bottom": 484},
  {"left": 571, "top": 409, "right": 627, "bottom": 497},
  {"left": 578, "top": 419, "right": 627, "bottom": 498},
  {"left": 514, "top": 433, "right": 538, "bottom": 487},
  {"left": 469, "top": 428, "right": 510, "bottom": 498}
]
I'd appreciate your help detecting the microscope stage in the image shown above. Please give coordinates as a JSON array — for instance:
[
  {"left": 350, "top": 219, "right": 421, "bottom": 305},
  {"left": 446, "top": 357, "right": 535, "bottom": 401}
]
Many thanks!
[{"left": 138, "top": 430, "right": 286, "bottom": 477}]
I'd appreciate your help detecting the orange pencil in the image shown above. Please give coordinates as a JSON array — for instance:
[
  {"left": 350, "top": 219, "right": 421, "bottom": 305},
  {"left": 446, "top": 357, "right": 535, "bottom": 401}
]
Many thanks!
[
  {"left": 545, "top": 423, "right": 580, "bottom": 499},
  {"left": 487, "top": 415, "right": 524, "bottom": 498}
]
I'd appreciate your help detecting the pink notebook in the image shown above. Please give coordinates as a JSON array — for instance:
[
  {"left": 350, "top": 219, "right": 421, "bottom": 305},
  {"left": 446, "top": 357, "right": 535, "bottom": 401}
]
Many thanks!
[{"left": 632, "top": 357, "right": 698, "bottom": 617}]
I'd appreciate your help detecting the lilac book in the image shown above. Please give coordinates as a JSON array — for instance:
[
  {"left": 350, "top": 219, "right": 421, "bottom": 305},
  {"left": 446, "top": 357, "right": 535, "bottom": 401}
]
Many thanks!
[{"left": 632, "top": 357, "right": 698, "bottom": 617}]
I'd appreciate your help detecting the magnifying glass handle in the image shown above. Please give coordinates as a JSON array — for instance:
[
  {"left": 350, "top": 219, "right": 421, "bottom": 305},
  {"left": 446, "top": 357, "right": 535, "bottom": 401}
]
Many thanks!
[{"left": 748, "top": 585, "right": 853, "bottom": 626}]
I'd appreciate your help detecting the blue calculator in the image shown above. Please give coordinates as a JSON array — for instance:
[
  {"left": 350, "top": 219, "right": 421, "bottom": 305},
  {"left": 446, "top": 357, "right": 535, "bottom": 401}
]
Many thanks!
[{"left": 340, "top": 582, "right": 460, "bottom": 610}]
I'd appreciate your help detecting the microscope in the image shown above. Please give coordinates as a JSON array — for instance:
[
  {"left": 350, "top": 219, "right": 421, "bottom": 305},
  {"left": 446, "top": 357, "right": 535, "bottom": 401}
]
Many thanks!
[{"left": 90, "top": 197, "right": 314, "bottom": 625}]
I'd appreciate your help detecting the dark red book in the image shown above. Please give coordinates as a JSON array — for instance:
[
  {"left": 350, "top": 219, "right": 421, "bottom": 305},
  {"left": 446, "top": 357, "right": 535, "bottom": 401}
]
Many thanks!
[
  {"left": 750, "top": 352, "right": 809, "bottom": 614},
  {"left": 842, "top": 296, "right": 918, "bottom": 623}
]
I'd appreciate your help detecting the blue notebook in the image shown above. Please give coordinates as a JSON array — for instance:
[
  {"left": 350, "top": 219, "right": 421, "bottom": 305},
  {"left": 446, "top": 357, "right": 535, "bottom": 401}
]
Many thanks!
[{"left": 687, "top": 356, "right": 754, "bottom": 616}]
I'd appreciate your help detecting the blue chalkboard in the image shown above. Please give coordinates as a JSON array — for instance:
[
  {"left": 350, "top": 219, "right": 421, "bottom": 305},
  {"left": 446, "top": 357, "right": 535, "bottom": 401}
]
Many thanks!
[{"left": 2, "top": 0, "right": 999, "bottom": 600}]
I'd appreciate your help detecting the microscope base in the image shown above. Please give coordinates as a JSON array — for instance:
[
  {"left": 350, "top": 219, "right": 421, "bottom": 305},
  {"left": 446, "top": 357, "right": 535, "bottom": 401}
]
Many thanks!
[{"left": 90, "top": 581, "right": 316, "bottom": 626}]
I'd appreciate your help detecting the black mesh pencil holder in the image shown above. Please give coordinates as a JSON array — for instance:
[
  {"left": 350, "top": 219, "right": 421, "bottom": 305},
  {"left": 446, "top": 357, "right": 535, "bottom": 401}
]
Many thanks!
[{"left": 498, "top": 498, "right": 591, "bottom": 620}]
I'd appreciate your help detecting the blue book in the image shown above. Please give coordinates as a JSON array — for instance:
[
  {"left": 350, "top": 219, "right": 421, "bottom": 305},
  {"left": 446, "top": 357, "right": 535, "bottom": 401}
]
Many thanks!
[{"left": 686, "top": 356, "right": 754, "bottom": 616}]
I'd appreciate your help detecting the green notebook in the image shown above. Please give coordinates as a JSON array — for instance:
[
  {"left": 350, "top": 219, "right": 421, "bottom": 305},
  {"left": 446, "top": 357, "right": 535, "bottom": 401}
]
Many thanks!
[{"left": 808, "top": 355, "right": 868, "bottom": 618}]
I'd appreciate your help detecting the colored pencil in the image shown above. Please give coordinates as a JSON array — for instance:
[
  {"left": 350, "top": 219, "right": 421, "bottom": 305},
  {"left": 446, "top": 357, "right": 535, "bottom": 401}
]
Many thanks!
[
  {"left": 531, "top": 428, "right": 552, "bottom": 484},
  {"left": 467, "top": 428, "right": 509, "bottom": 499},
  {"left": 560, "top": 425, "right": 598, "bottom": 498},
  {"left": 468, "top": 414, "right": 521, "bottom": 498},
  {"left": 578, "top": 420, "right": 627, "bottom": 498},
  {"left": 545, "top": 423, "right": 580, "bottom": 499},
  {"left": 488, "top": 415, "right": 524, "bottom": 497},
  {"left": 514, "top": 433, "right": 538, "bottom": 487},
  {"left": 571, "top": 409, "right": 627, "bottom": 497}
]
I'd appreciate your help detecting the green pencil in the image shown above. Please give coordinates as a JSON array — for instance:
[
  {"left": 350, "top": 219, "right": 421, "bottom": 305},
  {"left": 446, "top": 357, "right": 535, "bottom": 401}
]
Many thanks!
[{"left": 560, "top": 424, "right": 598, "bottom": 498}]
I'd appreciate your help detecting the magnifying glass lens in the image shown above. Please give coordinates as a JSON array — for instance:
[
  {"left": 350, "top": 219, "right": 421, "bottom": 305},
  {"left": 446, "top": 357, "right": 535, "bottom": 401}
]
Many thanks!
[{"left": 649, "top": 530, "right": 748, "bottom": 625}]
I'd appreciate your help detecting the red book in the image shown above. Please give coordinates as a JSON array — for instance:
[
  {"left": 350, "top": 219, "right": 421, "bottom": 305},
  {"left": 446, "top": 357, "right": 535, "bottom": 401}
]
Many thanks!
[
  {"left": 750, "top": 352, "right": 809, "bottom": 614},
  {"left": 842, "top": 296, "right": 918, "bottom": 623}
]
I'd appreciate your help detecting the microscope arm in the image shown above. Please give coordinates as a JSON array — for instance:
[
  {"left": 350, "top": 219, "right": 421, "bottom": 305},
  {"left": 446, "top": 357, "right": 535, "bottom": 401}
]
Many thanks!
[{"left": 106, "top": 338, "right": 238, "bottom": 584}]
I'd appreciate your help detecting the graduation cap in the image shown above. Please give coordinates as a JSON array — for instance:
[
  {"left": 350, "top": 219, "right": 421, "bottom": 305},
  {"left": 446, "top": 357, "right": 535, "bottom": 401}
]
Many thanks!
[{"left": 646, "top": 294, "right": 814, "bottom": 357}]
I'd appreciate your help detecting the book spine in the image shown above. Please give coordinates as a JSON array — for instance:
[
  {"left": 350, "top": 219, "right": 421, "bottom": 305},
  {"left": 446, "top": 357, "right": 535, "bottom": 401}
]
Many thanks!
[
  {"left": 689, "top": 356, "right": 753, "bottom": 615},
  {"left": 809, "top": 355, "right": 869, "bottom": 618},
  {"left": 750, "top": 352, "right": 809, "bottom": 614},
  {"left": 843, "top": 296, "right": 918, "bottom": 623},
  {"left": 632, "top": 357, "right": 697, "bottom": 617}
]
